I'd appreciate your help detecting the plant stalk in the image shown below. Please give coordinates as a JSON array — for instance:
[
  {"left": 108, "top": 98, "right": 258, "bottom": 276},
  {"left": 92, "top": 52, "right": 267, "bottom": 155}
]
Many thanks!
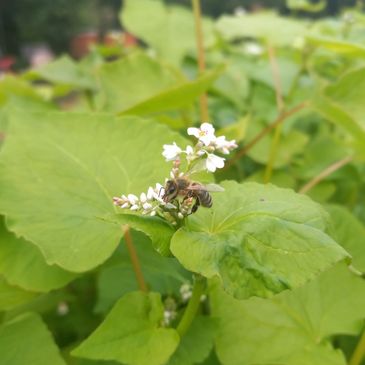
[
  {"left": 264, "top": 44, "right": 285, "bottom": 183},
  {"left": 176, "top": 275, "right": 206, "bottom": 337},
  {"left": 299, "top": 156, "right": 353, "bottom": 194},
  {"left": 350, "top": 324, "right": 365, "bottom": 365},
  {"left": 192, "top": 0, "right": 209, "bottom": 121},
  {"left": 123, "top": 226, "right": 148, "bottom": 292}
]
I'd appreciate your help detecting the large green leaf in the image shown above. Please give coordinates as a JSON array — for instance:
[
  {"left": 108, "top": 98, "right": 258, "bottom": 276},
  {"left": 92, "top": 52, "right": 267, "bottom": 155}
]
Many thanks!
[
  {"left": 121, "top": 0, "right": 215, "bottom": 66},
  {"left": 0, "top": 312, "right": 66, "bottom": 365},
  {"left": 211, "top": 263, "right": 365, "bottom": 365},
  {"left": 171, "top": 181, "right": 349, "bottom": 299},
  {"left": 98, "top": 52, "right": 223, "bottom": 115},
  {"left": 0, "top": 111, "right": 186, "bottom": 272},
  {"left": 0, "top": 216, "right": 76, "bottom": 292},
  {"left": 215, "top": 12, "right": 308, "bottom": 46},
  {"left": 168, "top": 316, "right": 217, "bottom": 365},
  {"left": 119, "top": 66, "right": 224, "bottom": 116},
  {"left": 0, "top": 277, "right": 35, "bottom": 311},
  {"left": 73, "top": 292, "right": 179, "bottom": 365}
]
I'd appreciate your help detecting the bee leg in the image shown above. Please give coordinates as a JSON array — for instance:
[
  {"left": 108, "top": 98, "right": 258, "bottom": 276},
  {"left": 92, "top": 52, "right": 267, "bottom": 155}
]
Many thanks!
[{"left": 191, "top": 198, "right": 200, "bottom": 214}]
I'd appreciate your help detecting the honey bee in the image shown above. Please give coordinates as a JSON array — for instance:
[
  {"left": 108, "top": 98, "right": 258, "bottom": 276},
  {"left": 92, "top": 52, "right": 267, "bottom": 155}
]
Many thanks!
[{"left": 162, "top": 176, "right": 224, "bottom": 213}]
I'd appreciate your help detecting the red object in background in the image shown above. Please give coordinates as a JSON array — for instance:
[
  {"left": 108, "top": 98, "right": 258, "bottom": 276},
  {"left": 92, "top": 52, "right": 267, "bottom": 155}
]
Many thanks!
[
  {"left": 70, "top": 32, "right": 99, "bottom": 59},
  {"left": 0, "top": 56, "right": 15, "bottom": 72},
  {"left": 70, "top": 31, "right": 138, "bottom": 59}
]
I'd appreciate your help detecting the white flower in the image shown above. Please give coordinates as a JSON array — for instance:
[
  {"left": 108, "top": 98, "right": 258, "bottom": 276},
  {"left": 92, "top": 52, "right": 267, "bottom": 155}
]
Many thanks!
[
  {"left": 214, "top": 136, "right": 237, "bottom": 154},
  {"left": 127, "top": 194, "right": 138, "bottom": 205},
  {"left": 244, "top": 42, "right": 263, "bottom": 56},
  {"left": 140, "top": 192, "right": 147, "bottom": 203},
  {"left": 147, "top": 187, "right": 154, "bottom": 200},
  {"left": 162, "top": 142, "right": 182, "bottom": 161},
  {"left": 206, "top": 154, "right": 225, "bottom": 172},
  {"left": 187, "top": 122, "right": 216, "bottom": 146}
]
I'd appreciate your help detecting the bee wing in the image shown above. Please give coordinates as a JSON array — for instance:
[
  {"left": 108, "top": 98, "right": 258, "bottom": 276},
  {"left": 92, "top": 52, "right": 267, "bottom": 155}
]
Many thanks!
[
  {"left": 204, "top": 183, "right": 225, "bottom": 192},
  {"left": 187, "top": 183, "right": 225, "bottom": 192}
]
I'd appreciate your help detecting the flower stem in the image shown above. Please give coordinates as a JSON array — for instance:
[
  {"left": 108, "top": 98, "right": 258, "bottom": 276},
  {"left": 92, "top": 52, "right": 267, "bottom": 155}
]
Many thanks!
[
  {"left": 299, "top": 156, "right": 353, "bottom": 194},
  {"left": 350, "top": 324, "right": 365, "bottom": 365},
  {"left": 123, "top": 226, "right": 148, "bottom": 292},
  {"left": 176, "top": 275, "right": 206, "bottom": 337},
  {"left": 192, "top": 0, "right": 209, "bottom": 122}
]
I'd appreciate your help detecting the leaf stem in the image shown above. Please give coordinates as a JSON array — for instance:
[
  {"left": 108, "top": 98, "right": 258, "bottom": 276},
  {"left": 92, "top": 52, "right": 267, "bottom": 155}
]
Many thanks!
[
  {"left": 123, "top": 226, "right": 148, "bottom": 292},
  {"left": 299, "top": 156, "right": 353, "bottom": 194},
  {"left": 224, "top": 102, "right": 308, "bottom": 170},
  {"left": 192, "top": 0, "right": 209, "bottom": 121},
  {"left": 350, "top": 324, "right": 365, "bottom": 365},
  {"left": 176, "top": 275, "right": 206, "bottom": 337},
  {"left": 264, "top": 43, "right": 285, "bottom": 183}
]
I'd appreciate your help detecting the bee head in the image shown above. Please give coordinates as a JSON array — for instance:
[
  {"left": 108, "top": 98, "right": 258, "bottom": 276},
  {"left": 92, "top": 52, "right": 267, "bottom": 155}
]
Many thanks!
[{"left": 163, "top": 180, "right": 178, "bottom": 202}]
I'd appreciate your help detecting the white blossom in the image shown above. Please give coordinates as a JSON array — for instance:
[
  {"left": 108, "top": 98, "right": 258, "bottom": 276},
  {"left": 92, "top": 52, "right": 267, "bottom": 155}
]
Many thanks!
[
  {"left": 187, "top": 122, "right": 216, "bottom": 146},
  {"left": 180, "top": 283, "right": 192, "bottom": 302},
  {"left": 162, "top": 142, "right": 182, "bottom": 161},
  {"left": 206, "top": 154, "right": 225, "bottom": 172},
  {"left": 214, "top": 136, "right": 238, "bottom": 155},
  {"left": 244, "top": 42, "right": 263, "bottom": 56}
]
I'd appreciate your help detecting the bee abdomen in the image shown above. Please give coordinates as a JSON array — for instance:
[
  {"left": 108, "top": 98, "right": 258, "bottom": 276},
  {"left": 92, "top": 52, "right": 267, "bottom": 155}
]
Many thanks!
[{"left": 198, "top": 190, "right": 212, "bottom": 208}]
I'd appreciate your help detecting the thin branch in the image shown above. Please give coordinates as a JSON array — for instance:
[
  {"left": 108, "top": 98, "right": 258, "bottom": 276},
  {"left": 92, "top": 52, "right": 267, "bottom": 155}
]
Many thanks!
[
  {"left": 224, "top": 102, "right": 308, "bottom": 170},
  {"left": 192, "top": 0, "right": 209, "bottom": 122},
  {"left": 123, "top": 226, "right": 148, "bottom": 292},
  {"left": 299, "top": 156, "right": 353, "bottom": 194},
  {"left": 350, "top": 324, "right": 365, "bottom": 365}
]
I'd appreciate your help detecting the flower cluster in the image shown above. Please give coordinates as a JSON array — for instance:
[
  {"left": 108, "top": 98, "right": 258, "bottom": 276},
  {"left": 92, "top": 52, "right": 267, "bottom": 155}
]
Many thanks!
[
  {"left": 162, "top": 122, "right": 237, "bottom": 172},
  {"left": 113, "top": 122, "right": 237, "bottom": 223}
]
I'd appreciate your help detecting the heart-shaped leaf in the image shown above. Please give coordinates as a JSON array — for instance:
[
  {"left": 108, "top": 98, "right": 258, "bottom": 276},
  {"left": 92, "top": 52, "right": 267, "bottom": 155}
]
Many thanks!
[
  {"left": 73, "top": 291, "right": 179, "bottom": 365},
  {"left": 0, "top": 110, "right": 186, "bottom": 272},
  {"left": 171, "top": 181, "right": 349, "bottom": 299}
]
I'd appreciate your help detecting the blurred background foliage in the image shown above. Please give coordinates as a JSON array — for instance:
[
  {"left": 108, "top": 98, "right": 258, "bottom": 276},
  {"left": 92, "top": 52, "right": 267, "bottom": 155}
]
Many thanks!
[{"left": 0, "top": 0, "right": 362, "bottom": 62}]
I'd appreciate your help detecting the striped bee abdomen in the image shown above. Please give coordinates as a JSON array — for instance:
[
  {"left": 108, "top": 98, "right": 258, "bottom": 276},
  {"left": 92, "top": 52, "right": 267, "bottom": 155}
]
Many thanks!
[{"left": 198, "top": 190, "right": 212, "bottom": 207}]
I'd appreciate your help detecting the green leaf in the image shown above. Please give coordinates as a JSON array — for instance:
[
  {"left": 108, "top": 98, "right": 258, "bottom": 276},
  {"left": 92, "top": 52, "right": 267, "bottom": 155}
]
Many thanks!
[
  {"left": 0, "top": 111, "right": 187, "bottom": 272},
  {"left": 168, "top": 316, "right": 217, "bottom": 365},
  {"left": 171, "top": 181, "right": 349, "bottom": 299},
  {"left": 287, "top": 0, "right": 326, "bottom": 12},
  {"left": 96, "top": 231, "right": 188, "bottom": 314},
  {"left": 98, "top": 52, "right": 178, "bottom": 113},
  {"left": 307, "top": 35, "right": 365, "bottom": 56},
  {"left": 325, "top": 67, "right": 365, "bottom": 129},
  {"left": 312, "top": 94, "right": 365, "bottom": 158},
  {"left": 216, "top": 12, "right": 308, "bottom": 46},
  {"left": 247, "top": 122, "right": 309, "bottom": 168},
  {"left": 0, "top": 216, "right": 76, "bottom": 292},
  {"left": 119, "top": 66, "right": 224, "bottom": 116},
  {"left": 25, "top": 55, "right": 97, "bottom": 90},
  {"left": 111, "top": 214, "right": 175, "bottom": 256},
  {"left": 327, "top": 205, "right": 365, "bottom": 272},
  {"left": 98, "top": 52, "right": 223, "bottom": 115},
  {"left": 0, "top": 76, "right": 54, "bottom": 111},
  {"left": 0, "top": 312, "right": 66, "bottom": 365},
  {"left": 121, "top": 0, "right": 215, "bottom": 66},
  {"left": 0, "top": 277, "right": 35, "bottom": 311},
  {"left": 211, "top": 263, "right": 365, "bottom": 365},
  {"left": 73, "top": 292, "right": 179, "bottom": 365}
]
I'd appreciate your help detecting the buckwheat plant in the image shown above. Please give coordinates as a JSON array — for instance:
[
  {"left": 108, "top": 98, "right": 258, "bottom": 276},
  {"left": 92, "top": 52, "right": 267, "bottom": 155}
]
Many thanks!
[{"left": 113, "top": 123, "right": 237, "bottom": 225}]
